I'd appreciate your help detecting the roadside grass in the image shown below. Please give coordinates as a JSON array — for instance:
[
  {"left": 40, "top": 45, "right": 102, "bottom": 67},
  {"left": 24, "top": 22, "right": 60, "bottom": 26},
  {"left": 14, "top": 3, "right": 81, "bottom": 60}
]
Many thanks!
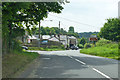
[
  {"left": 2, "top": 50, "right": 39, "bottom": 78},
  {"left": 80, "top": 43, "right": 119, "bottom": 60},
  {"left": 28, "top": 47, "right": 65, "bottom": 51}
]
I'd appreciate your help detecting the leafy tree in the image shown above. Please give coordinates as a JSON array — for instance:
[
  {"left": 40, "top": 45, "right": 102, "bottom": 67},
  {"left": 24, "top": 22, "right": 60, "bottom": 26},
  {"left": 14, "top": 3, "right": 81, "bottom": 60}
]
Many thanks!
[
  {"left": 53, "top": 27, "right": 60, "bottom": 34},
  {"left": 2, "top": 2, "right": 65, "bottom": 53},
  {"left": 35, "top": 27, "right": 67, "bottom": 35},
  {"left": 31, "top": 25, "right": 37, "bottom": 35},
  {"left": 41, "top": 26, "right": 47, "bottom": 35},
  {"left": 50, "top": 28, "right": 56, "bottom": 35},
  {"left": 67, "top": 32, "right": 79, "bottom": 38},
  {"left": 99, "top": 18, "right": 120, "bottom": 42},
  {"left": 45, "top": 27, "right": 51, "bottom": 35},
  {"left": 79, "top": 37, "right": 86, "bottom": 46},
  {"left": 68, "top": 26, "right": 74, "bottom": 33},
  {"left": 78, "top": 32, "right": 99, "bottom": 38},
  {"left": 60, "top": 28, "right": 67, "bottom": 35}
]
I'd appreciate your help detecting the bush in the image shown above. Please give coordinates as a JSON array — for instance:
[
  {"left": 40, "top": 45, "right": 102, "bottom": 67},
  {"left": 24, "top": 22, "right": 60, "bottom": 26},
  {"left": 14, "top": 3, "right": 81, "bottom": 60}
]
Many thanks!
[
  {"left": 84, "top": 43, "right": 92, "bottom": 49},
  {"left": 49, "top": 45, "right": 65, "bottom": 49},
  {"left": 50, "top": 45, "right": 59, "bottom": 48},
  {"left": 90, "top": 44, "right": 95, "bottom": 47},
  {"left": 12, "top": 40, "right": 22, "bottom": 51},
  {"left": 96, "top": 39, "right": 111, "bottom": 46},
  {"left": 78, "top": 44, "right": 84, "bottom": 48},
  {"left": 61, "top": 45, "right": 65, "bottom": 49},
  {"left": 79, "top": 37, "right": 86, "bottom": 46}
]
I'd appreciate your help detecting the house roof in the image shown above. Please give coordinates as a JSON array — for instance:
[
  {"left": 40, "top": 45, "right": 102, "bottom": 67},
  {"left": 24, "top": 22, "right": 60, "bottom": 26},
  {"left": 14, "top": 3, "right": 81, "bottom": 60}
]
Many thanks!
[
  {"left": 28, "top": 35, "right": 37, "bottom": 39},
  {"left": 68, "top": 36, "right": 76, "bottom": 39},
  {"left": 34, "top": 35, "right": 51, "bottom": 39},
  {"left": 42, "top": 35, "right": 51, "bottom": 39},
  {"left": 49, "top": 37, "right": 59, "bottom": 42}
]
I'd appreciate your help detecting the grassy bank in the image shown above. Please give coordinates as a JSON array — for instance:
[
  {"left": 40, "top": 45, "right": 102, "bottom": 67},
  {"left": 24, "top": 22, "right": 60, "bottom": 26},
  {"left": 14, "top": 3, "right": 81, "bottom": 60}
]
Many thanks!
[
  {"left": 80, "top": 42, "right": 119, "bottom": 60},
  {"left": 28, "top": 47, "right": 65, "bottom": 51},
  {"left": 2, "top": 50, "right": 39, "bottom": 78}
]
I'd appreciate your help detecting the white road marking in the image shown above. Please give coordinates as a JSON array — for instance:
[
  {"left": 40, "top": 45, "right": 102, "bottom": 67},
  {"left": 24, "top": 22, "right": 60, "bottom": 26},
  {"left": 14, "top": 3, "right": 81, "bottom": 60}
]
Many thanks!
[
  {"left": 69, "top": 56, "right": 73, "bottom": 59},
  {"left": 68, "top": 55, "right": 73, "bottom": 59},
  {"left": 68, "top": 55, "right": 113, "bottom": 79},
  {"left": 92, "top": 68, "right": 113, "bottom": 80},
  {"left": 41, "top": 58, "right": 50, "bottom": 59},
  {"left": 75, "top": 59, "right": 86, "bottom": 65}
]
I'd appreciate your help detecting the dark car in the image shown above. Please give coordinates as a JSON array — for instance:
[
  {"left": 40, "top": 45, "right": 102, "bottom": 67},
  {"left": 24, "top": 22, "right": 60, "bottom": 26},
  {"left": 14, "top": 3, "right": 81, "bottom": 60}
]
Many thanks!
[
  {"left": 22, "top": 46, "right": 28, "bottom": 50},
  {"left": 70, "top": 46, "right": 79, "bottom": 50}
]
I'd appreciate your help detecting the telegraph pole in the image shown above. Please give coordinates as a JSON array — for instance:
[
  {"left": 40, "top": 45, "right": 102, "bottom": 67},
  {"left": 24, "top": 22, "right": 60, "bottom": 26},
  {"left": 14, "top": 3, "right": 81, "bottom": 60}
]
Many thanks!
[
  {"left": 59, "top": 21, "right": 60, "bottom": 42},
  {"left": 39, "top": 20, "right": 41, "bottom": 39},
  {"left": 38, "top": 20, "right": 41, "bottom": 47}
]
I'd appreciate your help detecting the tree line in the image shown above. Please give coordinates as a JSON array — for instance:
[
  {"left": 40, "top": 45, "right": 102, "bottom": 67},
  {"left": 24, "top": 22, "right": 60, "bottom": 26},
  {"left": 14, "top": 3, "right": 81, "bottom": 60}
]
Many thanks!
[
  {"left": 78, "top": 32, "right": 99, "bottom": 39},
  {"left": 77, "top": 18, "right": 120, "bottom": 48},
  {"left": 31, "top": 26, "right": 79, "bottom": 37}
]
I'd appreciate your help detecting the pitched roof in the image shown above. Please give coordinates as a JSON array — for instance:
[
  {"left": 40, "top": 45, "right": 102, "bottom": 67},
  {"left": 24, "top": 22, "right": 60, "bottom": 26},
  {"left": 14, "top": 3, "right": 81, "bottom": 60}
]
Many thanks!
[
  {"left": 68, "top": 36, "right": 76, "bottom": 39},
  {"left": 42, "top": 35, "right": 51, "bottom": 39},
  {"left": 49, "top": 37, "right": 59, "bottom": 42},
  {"left": 28, "top": 35, "right": 37, "bottom": 39}
]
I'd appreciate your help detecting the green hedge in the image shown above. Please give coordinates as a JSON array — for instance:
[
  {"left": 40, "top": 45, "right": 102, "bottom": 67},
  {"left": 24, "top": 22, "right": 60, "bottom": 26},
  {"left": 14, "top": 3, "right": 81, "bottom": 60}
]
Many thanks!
[
  {"left": 78, "top": 44, "right": 84, "bottom": 48},
  {"left": 84, "top": 43, "right": 92, "bottom": 49},
  {"left": 28, "top": 45, "right": 65, "bottom": 51},
  {"left": 96, "top": 39, "right": 112, "bottom": 46}
]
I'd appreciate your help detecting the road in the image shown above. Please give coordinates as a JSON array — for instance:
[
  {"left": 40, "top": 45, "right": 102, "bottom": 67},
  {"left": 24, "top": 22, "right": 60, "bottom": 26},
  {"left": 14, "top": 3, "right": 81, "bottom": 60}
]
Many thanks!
[{"left": 18, "top": 50, "right": 118, "bottom": 79}]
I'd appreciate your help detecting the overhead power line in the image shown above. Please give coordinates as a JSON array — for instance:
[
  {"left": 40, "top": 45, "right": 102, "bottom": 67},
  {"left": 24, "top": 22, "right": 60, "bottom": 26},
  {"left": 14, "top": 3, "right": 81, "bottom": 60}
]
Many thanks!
[{"left": 49, "top": 14, "right": 98, "bottom": 28}]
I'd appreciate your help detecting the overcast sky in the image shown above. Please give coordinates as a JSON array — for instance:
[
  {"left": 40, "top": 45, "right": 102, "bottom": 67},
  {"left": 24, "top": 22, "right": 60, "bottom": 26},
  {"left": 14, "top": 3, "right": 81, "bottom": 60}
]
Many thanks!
[{"left": 39, "top": 0, "right": 119, "bottom": 33}]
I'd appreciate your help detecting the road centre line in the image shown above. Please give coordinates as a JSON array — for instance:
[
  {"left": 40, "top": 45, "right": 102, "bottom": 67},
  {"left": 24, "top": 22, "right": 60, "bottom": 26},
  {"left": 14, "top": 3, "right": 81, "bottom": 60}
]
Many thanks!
[
  {"left": 92, "top": 68, "right": 113, "bottom": 80},
  {"left": 68, "top": 56, "right": 73, "bottom": 59},
  {"left": 67, "top": 55, "right": 113, "bottom": 80},
  {"left": 68, "top": 56, "right": 86, "bottom": 65},
  {"left": 75, "top": 59, "right": 86, "bottom": 65}
]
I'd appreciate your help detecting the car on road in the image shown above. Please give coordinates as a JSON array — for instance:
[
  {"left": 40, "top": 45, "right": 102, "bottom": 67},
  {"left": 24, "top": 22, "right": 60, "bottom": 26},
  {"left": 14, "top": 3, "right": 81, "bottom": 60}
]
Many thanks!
[
  {"left": 70, "top": 46, "right": 79, "bottom": 50},
  {"left": 22, "top": 46, "right": 28, "bottom": 50}
]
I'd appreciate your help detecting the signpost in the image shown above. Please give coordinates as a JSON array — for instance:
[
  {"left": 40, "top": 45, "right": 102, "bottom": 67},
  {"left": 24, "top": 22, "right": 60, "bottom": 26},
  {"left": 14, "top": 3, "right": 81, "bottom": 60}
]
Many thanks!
[
  {"left": 89, "top": 35, "right": 98, "bottom": 46},
  {"left": 28, "top": 39, "right": 31, "bottom": 43},
  {"left": 89, "top": 37, "right": 98, "bottom": 41}
]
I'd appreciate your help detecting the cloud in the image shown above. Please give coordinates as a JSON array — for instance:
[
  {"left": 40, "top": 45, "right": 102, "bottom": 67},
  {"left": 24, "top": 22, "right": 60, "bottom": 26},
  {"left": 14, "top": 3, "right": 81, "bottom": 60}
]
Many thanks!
[{"left": 41, "top": 0, "right": 120, "bottom": 33}]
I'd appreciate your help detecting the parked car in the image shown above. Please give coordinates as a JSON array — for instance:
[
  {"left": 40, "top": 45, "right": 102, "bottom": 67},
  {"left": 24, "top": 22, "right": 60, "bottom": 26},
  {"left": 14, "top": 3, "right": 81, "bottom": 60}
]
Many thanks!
[
  {"left": 22, "top": 46, "right": 28, "bottom": 50},
  {"left": 70, "top": 46, "right": 79, "bottom": 50}
]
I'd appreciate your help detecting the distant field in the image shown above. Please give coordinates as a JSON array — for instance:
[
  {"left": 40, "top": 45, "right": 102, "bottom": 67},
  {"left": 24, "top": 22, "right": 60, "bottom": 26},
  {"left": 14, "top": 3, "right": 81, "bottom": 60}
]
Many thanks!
[{"left": 80, "top": 43, "right": 119, "bottom": 60}]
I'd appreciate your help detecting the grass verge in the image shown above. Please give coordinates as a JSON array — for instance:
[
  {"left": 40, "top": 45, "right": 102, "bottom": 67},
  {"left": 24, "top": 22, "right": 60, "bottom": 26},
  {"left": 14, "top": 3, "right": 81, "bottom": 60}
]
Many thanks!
[
  {"left": 2, "top": 50, "right": 39, "bottom": 78},
  {"left": 80, "top": 43, "right": 119, "bottom": 60}
]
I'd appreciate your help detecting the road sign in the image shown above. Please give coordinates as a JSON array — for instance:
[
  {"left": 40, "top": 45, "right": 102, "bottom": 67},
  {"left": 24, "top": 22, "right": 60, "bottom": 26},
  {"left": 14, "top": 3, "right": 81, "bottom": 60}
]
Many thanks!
[
  {"left": 89, "top": 37, "right": 98, "bottom": 41},
  {"left": 28, "top": 39, "right": 31, "bottom": 43}
]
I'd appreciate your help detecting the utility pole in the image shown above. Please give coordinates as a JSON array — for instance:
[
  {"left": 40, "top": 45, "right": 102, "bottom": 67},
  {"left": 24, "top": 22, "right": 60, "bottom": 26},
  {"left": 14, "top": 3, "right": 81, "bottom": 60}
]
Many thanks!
[
  {"left": 39, "top": 20, "right": 41, "bottom": 39},
  {"left": 59, "top": 21, "right": 60, "bottom": 42},
  {"left": 38, "top": 20, "right": 41, "bottom": 47}
]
